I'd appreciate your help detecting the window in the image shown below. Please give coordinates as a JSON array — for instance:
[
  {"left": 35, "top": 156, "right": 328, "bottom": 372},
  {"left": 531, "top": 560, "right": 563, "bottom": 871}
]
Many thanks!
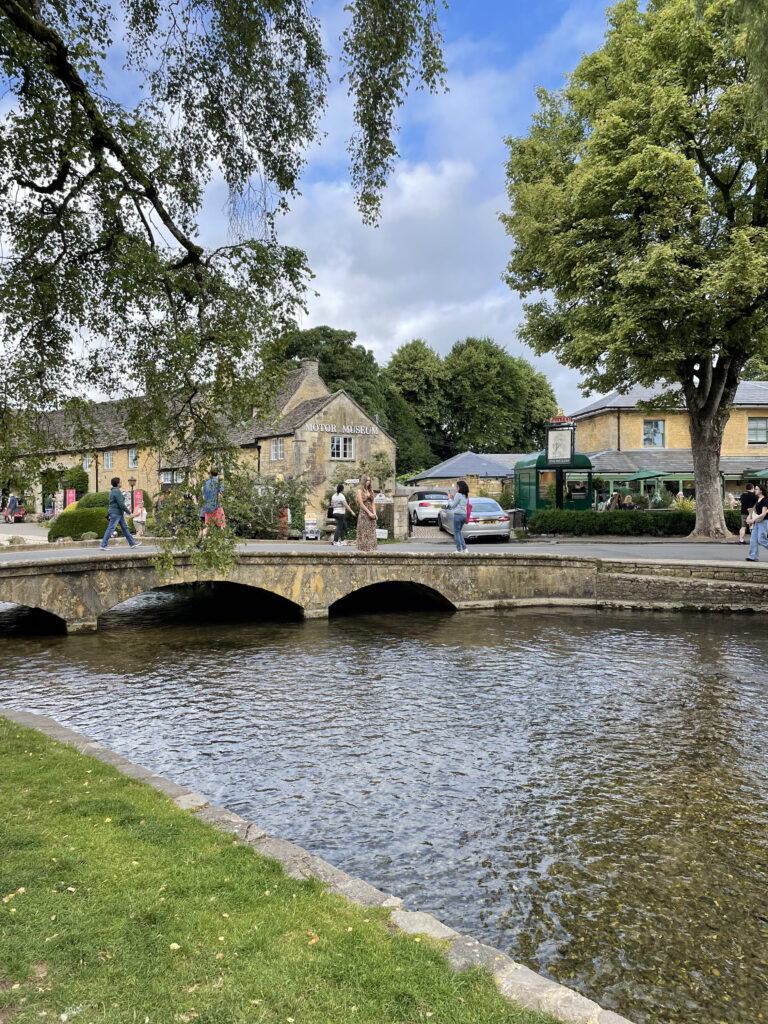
[
  {"left": 128, "top": 447, "right": 139, "bottom": 468},
  {"left": 748, "top": 418, "right": 768, "bottom": 444},
  {"left": 103, "top": 450, "right": 114, "bottom": 469},
  {"left": 82, "top": 455, "right": 92, "bottom": 471},
  {"left": 330, "top": 436, "right": 354, "bottom": 460},
  {"left": 643, "top": 419, "right": 665, "bottom": 448},
  {"left": 270, "top": 437, "right": 284, "bottom": 461},
  {"left": 161, "top": 470, "right": 172, "bottom": 484}
]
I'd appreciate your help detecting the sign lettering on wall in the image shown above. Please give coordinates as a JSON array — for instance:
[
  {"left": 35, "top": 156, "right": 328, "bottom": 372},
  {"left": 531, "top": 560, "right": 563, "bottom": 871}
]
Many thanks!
[{"left": 304, "top": 423, "right": 379, "bottom": 435}]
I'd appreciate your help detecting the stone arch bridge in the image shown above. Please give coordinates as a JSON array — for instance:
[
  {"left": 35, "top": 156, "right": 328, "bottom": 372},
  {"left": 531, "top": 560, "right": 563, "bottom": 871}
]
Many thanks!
[{"left": 1, "top": 549, "right": 766, "bottom": 632}]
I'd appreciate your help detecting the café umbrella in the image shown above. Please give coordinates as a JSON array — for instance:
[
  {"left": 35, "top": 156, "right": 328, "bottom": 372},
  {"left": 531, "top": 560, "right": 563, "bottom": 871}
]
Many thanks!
[{"left": 624, "top": 469, "right": 666, "bottom": 482}]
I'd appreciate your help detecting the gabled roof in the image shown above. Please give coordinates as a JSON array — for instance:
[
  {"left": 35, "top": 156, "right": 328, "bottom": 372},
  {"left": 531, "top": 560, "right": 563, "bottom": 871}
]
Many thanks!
[
  {"left": 572, "top": 380, "right": 768, "bottom": 418},
  {"left": 407, "top": 451, "right": 522, "bottom": 482}
]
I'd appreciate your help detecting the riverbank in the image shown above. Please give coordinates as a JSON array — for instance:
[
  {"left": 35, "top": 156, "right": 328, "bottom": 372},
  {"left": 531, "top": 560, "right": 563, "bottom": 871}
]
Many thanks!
[{"left": 1, "top": 715, "right": 615, "bottom": 1024}]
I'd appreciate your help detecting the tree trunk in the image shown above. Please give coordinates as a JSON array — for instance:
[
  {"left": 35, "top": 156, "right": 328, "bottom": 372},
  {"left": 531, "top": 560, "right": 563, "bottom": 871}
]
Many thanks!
[{"left": 688, "top": 407, "right": 729, "bottom": 538}]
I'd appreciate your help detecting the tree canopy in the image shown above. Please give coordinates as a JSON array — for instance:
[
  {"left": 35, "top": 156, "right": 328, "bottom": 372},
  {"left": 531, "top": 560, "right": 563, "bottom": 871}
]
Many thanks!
[
  {"left": 0, "top": 0, "right": 447, "bottom": 482},
  {"left": 502, "top": 0, "right": 768, "bottom": 536}
]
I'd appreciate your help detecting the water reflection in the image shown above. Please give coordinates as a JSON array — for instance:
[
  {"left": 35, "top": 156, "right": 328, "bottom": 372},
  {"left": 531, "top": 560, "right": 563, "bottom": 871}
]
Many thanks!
[{"left": 1, "top": 594, "right": 768, "bottom": 1024}]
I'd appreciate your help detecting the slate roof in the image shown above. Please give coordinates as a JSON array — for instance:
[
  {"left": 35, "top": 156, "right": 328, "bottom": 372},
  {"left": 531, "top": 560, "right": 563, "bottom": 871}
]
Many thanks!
[
  {"left": 572, "top": 380, "right": 768, "bottom": 418},
  {"left": 585, "top": 448, "right": 762, "bottom": 478},
  {"left": 407, "top": 451, "right": 526, "bottom": 482}
]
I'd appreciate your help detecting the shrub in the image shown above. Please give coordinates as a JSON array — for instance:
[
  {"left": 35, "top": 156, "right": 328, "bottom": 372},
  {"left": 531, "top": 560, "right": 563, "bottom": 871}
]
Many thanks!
[
  {"left": 77, "top": 492, "right": 109, "bottom": 509},
  {"left": 498, "top": 486, "right": 515, "bottom": 510},
  {"left": 528, "top": 508, "right": 741, "bottom": 536},
  {"left": 48, "top": 507, "right": 134, "bottom": 541}
]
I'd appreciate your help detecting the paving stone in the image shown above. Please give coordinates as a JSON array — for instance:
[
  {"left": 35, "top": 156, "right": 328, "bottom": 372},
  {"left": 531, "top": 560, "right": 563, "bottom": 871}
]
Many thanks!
[
  {"left": 83, "top": 746, "right": 135, "bottom": 770},
  {"left": 328, "top": 876, "right": 397, "bottom": 907},
  {"left": 193, "top": 804, "right": 253, "bottom": 837},
  {"left": 142, "top": 774, "right": 194, "bottom": 799},
  {"left": 117, "top": 762, "right": 160, "bottom": 782},
  {"left": 390, "top": 909, "right": 459, "bottom": 940},
  {"left": 251, "top": 836, "right": 315, "bottom": 878},
  {"left": 495, "top": 964, "right": 611, "bottom": 1024},
  {"left": 447, "top": 934, "right": 517, "bottom": 974},
  {"left": 173, "top": 792, "right": 208, "bottom": 810}
]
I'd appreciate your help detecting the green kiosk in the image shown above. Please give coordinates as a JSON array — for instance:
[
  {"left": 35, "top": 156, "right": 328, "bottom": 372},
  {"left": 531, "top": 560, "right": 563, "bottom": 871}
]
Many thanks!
[{"left": 514, "top": 418, "right": 593, "bottom": 522}]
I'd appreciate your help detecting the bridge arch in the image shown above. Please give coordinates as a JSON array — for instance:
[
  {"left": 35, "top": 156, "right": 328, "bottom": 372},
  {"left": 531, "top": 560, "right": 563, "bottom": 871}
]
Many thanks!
[
  {"left": 0, "top": 601, "right": 67, "bottom": 635},
  {"left": 329, "top": 580, "right": 456, "bottom": 617},
  {"left": 98, "top": 580, "right": 305, "bottom": 626}
]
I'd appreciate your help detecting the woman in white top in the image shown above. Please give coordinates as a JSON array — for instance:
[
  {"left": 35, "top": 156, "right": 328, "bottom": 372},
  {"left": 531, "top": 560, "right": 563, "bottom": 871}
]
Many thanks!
[
  {"left": 446, "top": 479, "right": 469, "bottom": 552},
  {"left": 330, "top": 483, "right": 354, "bottom": 546},
  {"left": 133, "top": 501, "right": 147, "bottom": 537}
]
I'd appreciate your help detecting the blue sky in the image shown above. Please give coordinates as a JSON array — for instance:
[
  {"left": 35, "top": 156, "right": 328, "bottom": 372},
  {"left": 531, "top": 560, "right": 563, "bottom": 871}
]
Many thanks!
[{"left": 257, "top": 0, "right": 615, "bottom": 414}]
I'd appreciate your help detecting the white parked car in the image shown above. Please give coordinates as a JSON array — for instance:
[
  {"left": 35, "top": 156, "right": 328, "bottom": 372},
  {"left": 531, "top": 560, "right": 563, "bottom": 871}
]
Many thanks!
[{"left": 408, "top": 489, "right": 450, "bottom": 524}]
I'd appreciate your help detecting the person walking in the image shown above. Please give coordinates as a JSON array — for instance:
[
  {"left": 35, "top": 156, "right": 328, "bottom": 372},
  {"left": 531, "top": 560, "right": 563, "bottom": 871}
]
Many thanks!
[
  {"left": 100, "top": 477, "right": 141, "bottom": 550},
  {"left": 355, "top": 475, "right": 378, "bottom": 551},
  {"left": 739, "top": 482, "right": 757, "bottom": 544},
  {"left": 200, "top": 468, "right": 225, "bottom": 538},
  {"left": 745, "top": 483, "right": 768, "bottom": 561},
  {"left": 446, "top": 479, "right": 469, "bottom": 552},
  {"left": 330, "top": 483, "right": 354, "bottom": 547}
]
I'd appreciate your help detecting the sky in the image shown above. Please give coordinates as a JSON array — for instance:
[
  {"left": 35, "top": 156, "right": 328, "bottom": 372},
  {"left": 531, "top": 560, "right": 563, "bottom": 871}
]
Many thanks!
[{"left": 264, "top": 0, "right": 615, "bottom": 414}]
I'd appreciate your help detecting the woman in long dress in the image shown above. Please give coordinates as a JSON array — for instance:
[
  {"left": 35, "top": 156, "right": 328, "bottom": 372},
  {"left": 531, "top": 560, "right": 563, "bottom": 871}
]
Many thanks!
[{"left": 356, "top": 475, "right": 378, "bottom": 551}]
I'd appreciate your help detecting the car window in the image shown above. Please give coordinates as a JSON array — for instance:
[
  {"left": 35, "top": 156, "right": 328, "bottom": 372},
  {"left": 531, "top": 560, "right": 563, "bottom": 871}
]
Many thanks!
[
  {"left": 424, "top": 492, "right": 448, "bottom": 500},
  {"left": 471, "top": 499, "right": 501, "bottom": 512}
]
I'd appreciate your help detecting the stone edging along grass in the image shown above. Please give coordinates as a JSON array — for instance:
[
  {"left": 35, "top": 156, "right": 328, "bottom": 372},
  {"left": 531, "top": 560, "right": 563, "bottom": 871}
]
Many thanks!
[{"left": 2, "top": 709, "right": 634, "bottom": 1024}]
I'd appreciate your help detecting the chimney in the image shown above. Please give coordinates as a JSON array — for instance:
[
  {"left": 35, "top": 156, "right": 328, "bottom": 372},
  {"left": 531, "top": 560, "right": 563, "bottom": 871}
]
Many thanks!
[{"left": 300, "top": 358, "right": 320, "bottom": 377}]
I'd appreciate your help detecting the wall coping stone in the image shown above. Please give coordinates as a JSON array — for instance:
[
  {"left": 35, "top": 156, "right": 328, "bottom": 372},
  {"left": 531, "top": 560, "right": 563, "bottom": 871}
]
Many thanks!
[{"left": 1, "top": 707, "right": 637, "bottom": 1024}]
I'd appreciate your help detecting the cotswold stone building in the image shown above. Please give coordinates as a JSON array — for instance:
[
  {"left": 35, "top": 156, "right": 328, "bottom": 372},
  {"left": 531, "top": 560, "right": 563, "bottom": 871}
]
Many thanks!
[
  {"left": 571, "top": 381, "right": 768, "bottom": 494},
  {"left": 41, "top": 360, "right": 397, "bottom": 516}
]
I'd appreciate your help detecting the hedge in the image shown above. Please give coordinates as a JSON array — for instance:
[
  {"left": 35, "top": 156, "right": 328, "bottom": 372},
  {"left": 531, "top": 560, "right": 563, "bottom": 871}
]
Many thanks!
[
  {"left": 527, "top": 508, "right": 741, "bottom": 537},
  {"left": 48, "top": 506, "right": 134, "bottom": 541},
  {"left": 77, "top": 491, "right": 109, "bottom": 509}
]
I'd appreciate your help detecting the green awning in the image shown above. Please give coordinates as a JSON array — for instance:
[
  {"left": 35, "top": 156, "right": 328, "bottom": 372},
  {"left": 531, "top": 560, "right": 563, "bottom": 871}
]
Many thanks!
[
  {"left": 745, "top": 468, "right": 768, "bottom": 478},
  {"left": 624, "top": 469, "right": 666, "bottom": 482}
]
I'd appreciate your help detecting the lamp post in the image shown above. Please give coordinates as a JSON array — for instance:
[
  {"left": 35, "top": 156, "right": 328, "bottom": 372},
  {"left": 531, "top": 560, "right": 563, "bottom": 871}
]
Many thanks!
[{"left": 127, "top": 476, "right": 137, "bottom": 513}]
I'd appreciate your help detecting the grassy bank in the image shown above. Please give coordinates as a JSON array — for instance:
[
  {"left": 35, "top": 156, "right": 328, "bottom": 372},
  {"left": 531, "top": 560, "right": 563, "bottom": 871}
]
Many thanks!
[{"left": 0, "top": 719, "right": 560, "bottom": 1024}]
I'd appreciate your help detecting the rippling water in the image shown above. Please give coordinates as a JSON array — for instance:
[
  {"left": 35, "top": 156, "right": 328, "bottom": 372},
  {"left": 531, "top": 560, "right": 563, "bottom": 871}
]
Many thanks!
[{"left": 1, "top": 588, "right": 768, "bottom": 1024}]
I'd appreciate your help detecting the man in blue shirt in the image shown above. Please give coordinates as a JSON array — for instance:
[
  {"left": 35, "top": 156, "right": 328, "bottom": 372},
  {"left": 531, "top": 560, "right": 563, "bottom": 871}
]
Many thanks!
[
  {"left": 200, "top": 468, "right": 225, "bottom": 538},
  {"left": 100, "top": 476, "right": 141, "bottom": 550}
]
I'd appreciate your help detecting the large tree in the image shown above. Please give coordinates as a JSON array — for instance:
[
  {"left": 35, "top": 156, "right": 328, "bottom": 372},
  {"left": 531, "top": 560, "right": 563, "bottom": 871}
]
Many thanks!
[
  {"left": 0, "top": 0, "right": 446, "bottom": 478},
  {"left": 383, "top": 338, "right": 447, "bottom": 458},
  {"left": 503, "top": 0, "right": 768, "bottom": 537},
  {"left": 442, "top": 337, "right": 557, "bottom": 454}
]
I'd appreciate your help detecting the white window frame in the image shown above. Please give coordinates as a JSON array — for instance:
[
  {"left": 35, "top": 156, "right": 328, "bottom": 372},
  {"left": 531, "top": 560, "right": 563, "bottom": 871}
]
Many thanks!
[
  {"left": 748, "top": 417, "right": 768, "bottom": 445},
  {"left": 642, "top": 419, "right": 665, "bottom": 448},
  {"left": 270, "top": 437, "right": 284, "bottom": 461},
  {"left": 128, "top": 447, "right": 139, "bottom": 469},
  {"left": 330, "top": 436, "right": 354, "bottom": 460},
  {"left": 103, "top": 450, "right": 114, "bottom": 469},
  {"left": 82, "top": 455, "right": 92, "bottom": 471},
  {"left": 173, "top": 470, "right": 185, "bottom": 483},
  {"left": 161, "top": 470, "right": 172, "bottom": 484}
]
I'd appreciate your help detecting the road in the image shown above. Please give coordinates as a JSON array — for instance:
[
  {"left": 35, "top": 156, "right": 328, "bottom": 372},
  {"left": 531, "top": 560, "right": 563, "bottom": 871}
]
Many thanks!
[{"left": 0, "top": 521, "right": 766, "bottom": 566}]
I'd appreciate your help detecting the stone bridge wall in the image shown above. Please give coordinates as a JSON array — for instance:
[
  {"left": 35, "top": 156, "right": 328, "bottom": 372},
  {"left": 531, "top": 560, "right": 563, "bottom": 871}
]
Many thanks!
[{"left": 0, "top": 551, "right": 766, "bottom": 632}]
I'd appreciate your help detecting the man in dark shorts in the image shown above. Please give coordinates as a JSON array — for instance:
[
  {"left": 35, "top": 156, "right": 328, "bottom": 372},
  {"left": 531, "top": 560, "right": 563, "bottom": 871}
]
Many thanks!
[{"left": 739, "top": 483, "right": 757, "bottom": 544}]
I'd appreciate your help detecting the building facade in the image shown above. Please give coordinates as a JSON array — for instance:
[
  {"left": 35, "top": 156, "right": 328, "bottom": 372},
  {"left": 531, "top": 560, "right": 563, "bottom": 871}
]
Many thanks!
[
  {"left": 39, "top": 360, "right": 397, "bottom": 516},
  {"left": 571, "top": 381, "right": 768, "bottom": 494}
]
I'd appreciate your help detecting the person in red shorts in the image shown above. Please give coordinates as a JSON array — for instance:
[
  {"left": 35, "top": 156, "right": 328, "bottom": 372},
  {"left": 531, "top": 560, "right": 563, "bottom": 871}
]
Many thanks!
[{"left": 200, "top": 468, "right": 225, "bottom": 538}]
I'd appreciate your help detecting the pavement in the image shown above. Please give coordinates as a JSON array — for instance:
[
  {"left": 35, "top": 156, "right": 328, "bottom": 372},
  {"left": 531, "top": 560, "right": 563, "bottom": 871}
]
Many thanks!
[{"left": 0, "top": 521, "right": 766, "bottom": 566}]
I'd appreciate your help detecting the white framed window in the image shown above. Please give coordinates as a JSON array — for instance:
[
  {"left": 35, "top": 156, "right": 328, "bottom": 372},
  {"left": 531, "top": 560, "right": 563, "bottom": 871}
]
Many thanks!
[
  {"left": 103, "top": 450, "right": 114, "bottom": 469},
  {"left": 748, "top": 418, "right": 768, "bottom": 444},
  {"left": 128, "top": 447, "right": 139, "bottom": 468},
  {"left": 643, "top": 419, "right": 665, "bottom": 448},
  {"left": 270, "top": 437, "right": 284, "bottom": 461},
  {"left": 173, "top": 470, "right": 185, "bottom": 483},
  {"left": 161, "top": 470, "right": 172, "bottom": 484},
  {"left": 330, "top": 436, "right": 354, "bottom": 460},
  {"left": 82, "top": 455, "right": 92, "bottom": 471}
]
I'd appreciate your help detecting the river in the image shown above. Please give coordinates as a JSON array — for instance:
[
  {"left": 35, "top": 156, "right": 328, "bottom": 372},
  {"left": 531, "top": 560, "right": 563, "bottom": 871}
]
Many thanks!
[{"left": 1, "top": 587, "right": 767, "bottom": 1024}]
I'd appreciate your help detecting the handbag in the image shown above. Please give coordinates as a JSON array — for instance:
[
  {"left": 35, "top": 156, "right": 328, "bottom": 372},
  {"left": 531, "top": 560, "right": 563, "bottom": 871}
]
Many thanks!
[{"left": 327, "top": 504, "right": 335, "bottom": 517}]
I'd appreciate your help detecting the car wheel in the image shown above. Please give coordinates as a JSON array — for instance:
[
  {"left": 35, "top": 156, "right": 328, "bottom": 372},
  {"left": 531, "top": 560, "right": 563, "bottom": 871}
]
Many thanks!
[
  {"left": 438, "top": 516, "right": 445, "bottom": 532},
  {"left": 410, "top": 510, "right": 419, "bottom": 525}
]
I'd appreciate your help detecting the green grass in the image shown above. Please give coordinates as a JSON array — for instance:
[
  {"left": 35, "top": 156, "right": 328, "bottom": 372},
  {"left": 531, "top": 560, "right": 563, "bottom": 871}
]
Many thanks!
[{"left": 0, "top": 719, "right": 561, "bottom": 1024}]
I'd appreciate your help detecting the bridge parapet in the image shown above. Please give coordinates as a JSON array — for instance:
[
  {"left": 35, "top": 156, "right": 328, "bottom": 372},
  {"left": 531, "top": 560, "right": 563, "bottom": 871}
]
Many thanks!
[{"left": 0, "top": 549, "right": 765, "bottom": 632}]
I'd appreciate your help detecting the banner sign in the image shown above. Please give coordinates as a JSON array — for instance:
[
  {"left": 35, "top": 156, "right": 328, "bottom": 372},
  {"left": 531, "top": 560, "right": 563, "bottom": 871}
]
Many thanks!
[{"left": 65, "top": 489, "right": 76, "bottom": 507}]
